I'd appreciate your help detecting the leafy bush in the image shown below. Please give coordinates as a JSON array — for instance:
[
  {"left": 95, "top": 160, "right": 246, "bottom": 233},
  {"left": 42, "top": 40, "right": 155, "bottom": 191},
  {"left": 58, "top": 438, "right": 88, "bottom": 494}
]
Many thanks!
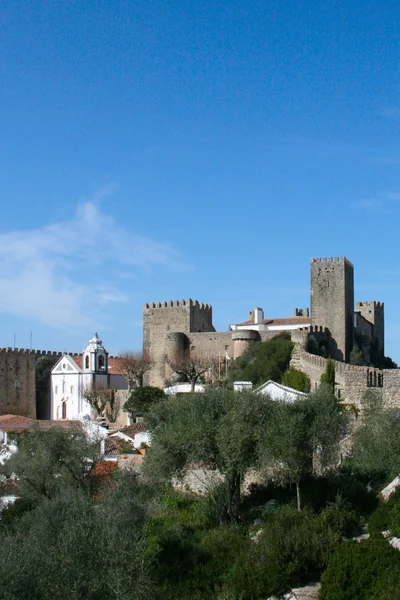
[
  {"left": 124, "top": 386, "right": 166, "bottom": 415},
  {"left": 282, "top": 366, "right": 311, "bottom": 392},
  {"left": 320, "top": 538, "right": 400, "bottom": 600},
  {"left": 369, "top": 489, "right": 400, "bottom": 538},
  {"left": 228, "top": 333, "right": 294, "bottom": 386}
]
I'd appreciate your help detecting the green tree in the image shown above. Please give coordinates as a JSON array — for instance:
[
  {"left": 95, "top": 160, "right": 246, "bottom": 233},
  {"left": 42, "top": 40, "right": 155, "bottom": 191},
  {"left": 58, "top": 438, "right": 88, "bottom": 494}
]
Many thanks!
[
  {"left": 282, "top": 366, "right": 311, "bottom": 392},
  {"left": 0, "top": 475, "right": 153, "bottom": 600},
  {"left": 144, "top": 387, "right": 276, "bottom": 522},
  {"left": 228, "top": 333, "right": 294, "bottom": 386},
  {"left": 320, "top": 358, "right": 336, "bottom": 392},
  {"left": 0, "top": 426, "right": 101, "bottom": 502},
  {"left": 351, "top": 390, "right": 400, "bottom": 478},
  {"left": 124, "top": 386, "right": 166, "bottom": 416},
  {"left": 260, "top": 386, "right": 348, "bottom": 510},
  {"left": 320, "top": 538, "right": 400, "bottom": 600}
]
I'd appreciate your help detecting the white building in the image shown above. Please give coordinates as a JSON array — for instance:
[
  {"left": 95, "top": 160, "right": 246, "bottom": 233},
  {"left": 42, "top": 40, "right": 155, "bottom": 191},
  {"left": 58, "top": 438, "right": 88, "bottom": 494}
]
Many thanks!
[
  {"left": 230, "top": 307, "right": 311, "bottom": 333},
  {"left": 51, "top": 333, "right": 128, "bottom": 420},
  {"left": 254, "top": 380, "right": 307, "bottom": 403}
]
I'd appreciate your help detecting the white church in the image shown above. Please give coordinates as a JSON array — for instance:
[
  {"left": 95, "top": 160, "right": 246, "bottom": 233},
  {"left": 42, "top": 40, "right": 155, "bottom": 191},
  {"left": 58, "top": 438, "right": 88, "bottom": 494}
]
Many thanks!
[{"left": 51, "top": 333, "right": 127, "bottom": 421}]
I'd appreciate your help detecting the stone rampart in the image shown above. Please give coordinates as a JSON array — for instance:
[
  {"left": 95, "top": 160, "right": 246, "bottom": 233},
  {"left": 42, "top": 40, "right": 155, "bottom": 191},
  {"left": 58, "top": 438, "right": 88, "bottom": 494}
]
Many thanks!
[
  {"left": 0, "top": 347, "right": 83, "bottom": 418},
  {"left": 293, "top": 345, "right": 400, "bottom": 407}
]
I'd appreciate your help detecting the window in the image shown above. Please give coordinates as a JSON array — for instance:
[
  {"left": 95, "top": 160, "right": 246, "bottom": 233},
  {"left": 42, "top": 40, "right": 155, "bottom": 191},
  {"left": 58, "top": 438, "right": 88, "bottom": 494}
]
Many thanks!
[
  {"left": 62, "top": 402, "right": 67, "bottom": 419},
  {"left": 98, "top": 355, "right": 105, "bottom": 370},
  {"left": 62, "top": 381, "right": 65, "bottom": 394},
  {"left": 55, "top": 386, "right": 58, "bottom": 394},
  {"left": 70, "top": 386, "right": 74, "bottom": 394},
  {"left": 367, "top": 370, "right": 383, "bottom": 388},
  {"left": 85, "top": 355, "right": 89, "bottom": 369}
]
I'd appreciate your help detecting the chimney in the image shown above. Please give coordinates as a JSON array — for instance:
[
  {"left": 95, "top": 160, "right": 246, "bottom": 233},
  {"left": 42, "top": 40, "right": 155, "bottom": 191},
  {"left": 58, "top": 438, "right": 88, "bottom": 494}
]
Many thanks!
[{"left": 254, "top": 307, "right": 264, "bottom": 324}]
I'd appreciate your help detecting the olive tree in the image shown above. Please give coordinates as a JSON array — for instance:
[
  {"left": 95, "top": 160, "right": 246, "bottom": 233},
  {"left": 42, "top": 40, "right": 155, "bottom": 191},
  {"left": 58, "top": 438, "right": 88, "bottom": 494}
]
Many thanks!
[
  {"left": 144, "top": 387, "right": 276, "bottom": 522},
  {"left": 260, "top": 386, "right": 348, "bottom": 510}
]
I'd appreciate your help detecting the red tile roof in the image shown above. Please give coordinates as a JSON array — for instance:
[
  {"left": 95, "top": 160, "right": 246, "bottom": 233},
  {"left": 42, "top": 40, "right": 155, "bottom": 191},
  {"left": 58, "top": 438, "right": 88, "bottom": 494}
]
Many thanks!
[
  {"left": 0, "top": 478, "right": 19, "bottom": 496},
  {"left": 236, "top": 316, "right": 310, "bottom": 326},
  {"left": 104, "top": 437, "right": 120, "bottom": 457},
  {"left": 72, "top": 355, "right": 83, "bottom": 369},
  {"left": 68, "top": 355, "right": 124, "bottom": 372},
  {"left": 113, "top": 422, "right": 147, "bottom": 439},
  {"left": 0, "top": 415, "right": 82, "bottom": 433}
]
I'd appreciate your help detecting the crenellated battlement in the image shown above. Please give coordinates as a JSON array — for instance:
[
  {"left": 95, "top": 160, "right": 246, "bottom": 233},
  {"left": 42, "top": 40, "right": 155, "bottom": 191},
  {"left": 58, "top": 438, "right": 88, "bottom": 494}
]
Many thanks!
[
  {"left": 356, "top": 301, "right": 384, "bottom": 309},
  {"left": 0, "top": 347, "right": 82, "bottom": 358},
  {"left": 143, "top": 299, "right": 212, "bottom": 310},
  {"left": 311, "top": 256, "right": 353, "bottom": 267}
]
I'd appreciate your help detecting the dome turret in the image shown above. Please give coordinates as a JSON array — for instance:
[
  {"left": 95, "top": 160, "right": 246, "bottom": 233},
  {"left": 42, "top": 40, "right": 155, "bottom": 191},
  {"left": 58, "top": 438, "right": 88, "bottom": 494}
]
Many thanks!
[{"left": 82, "top": 333, "right": 108, "bottom": 373}]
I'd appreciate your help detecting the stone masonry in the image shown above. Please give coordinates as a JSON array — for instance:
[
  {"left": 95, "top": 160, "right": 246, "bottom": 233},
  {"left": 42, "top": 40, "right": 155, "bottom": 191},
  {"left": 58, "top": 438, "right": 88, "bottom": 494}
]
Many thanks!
[
  {"left": 144, "top": 256, "right": 397, "bottom": 407},
  {"left": 310, "top": 257, "right": 354, "bottom": 362},
  {"left": 0, "top": 348, "right": 65, "bottom": 418}
]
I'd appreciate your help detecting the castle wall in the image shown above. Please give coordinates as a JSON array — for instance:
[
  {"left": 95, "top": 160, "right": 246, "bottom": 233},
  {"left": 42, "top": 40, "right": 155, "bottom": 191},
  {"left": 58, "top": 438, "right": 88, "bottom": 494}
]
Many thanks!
[
  {"left": 0, "top": 349, "right": 37, "bottom": 418},
  {"left": 292, "top": 343, "right": 400, "bottom": 408},
  {"left": 188, "top": 331, "right": 234, "bottom": 359},
  {"left": 143, "top": 299, "right": 215, "bottom": 388},
  {"left": 0, "top": 348, "right": 65, "bottom": 418},
  {"left": 356, "top": 301, "right": 385, "bottom": 358},
  {"left": 310, "top": 257, "right": 354, "bottom": 362},
  {"left": 190, "top": 301, "right": 214, "bottom": 332}
]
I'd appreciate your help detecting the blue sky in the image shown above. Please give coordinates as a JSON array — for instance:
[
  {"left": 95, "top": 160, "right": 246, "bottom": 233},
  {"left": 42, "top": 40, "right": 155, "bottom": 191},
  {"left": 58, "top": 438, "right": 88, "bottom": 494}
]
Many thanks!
[{"left": 1, "top": 1, "right": 400, "bottom": 361}]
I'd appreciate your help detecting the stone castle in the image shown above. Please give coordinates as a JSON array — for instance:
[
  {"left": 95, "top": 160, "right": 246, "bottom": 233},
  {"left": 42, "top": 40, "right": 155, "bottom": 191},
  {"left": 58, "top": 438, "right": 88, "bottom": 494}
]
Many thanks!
[
  {"left": 0, "top": 349, "right": 67, "bottom": 419},
  {"left": 0, "top": 256, "right": 397, "bottom": 420},
  {"left": 144, "top": 256, "right": 398, "bottom": 406}
]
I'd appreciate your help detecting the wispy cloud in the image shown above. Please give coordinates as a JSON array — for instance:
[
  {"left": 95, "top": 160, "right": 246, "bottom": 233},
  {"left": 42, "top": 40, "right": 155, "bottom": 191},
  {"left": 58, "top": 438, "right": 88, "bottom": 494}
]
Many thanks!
[
  {"left": 0, "top": 195, "right": 189, "bottom": 332},
  {"left": 350, "top": 190, "right": 400, "bottom": 212},
  {"left": 350, "top": 199, "right": 382, "bottom": 212},
  {"left": 380, "top": 107, "right": 400, "bottom": 120}
]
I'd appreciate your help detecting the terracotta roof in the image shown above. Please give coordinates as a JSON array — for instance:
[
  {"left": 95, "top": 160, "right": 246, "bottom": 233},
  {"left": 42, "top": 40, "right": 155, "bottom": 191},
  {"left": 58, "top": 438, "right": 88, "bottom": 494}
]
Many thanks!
[
  {"left": 0, "top": 415, "right": 32, "bottom": 427},
  {"left": 104, "top": 437, "right": 120, "bottom": 457},
  {"left": 236, "top": 316, "right": 310, "bottom": 326},
  {"left": 114, "top": 422, "right": 147, "bottom": 439},
  {"left": 108, "top": 357, "right": 125, "bottom": 372},
  {"left": 0, "top": 415, "right": 82, "bottom": 433},
  {"left": 66, "top": 355, "right": 124, "bottom": 372},
  {"left": 0, "top": 478, "right": 19, "bottom": 496},
  {"left": 72, "top": 355, "right": 83, "bottom": 369}
]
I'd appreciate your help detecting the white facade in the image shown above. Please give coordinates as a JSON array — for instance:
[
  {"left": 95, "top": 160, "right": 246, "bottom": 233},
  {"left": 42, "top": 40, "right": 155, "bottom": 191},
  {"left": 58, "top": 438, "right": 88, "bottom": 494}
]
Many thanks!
[
  {"left": 233, "top": 381, "right": 253, "bottom": 392},
  {"left": 230, "top": 307, "right": 311, "bottom": 333},
  {"left": 51, "top": 333, "right": 128, "bottom": 421},
  {"left": 164, "top": 383, "right": 205, "bottom": 395},
  {"left": 254, "top": 380, "right": 307, "bottom": 403}
]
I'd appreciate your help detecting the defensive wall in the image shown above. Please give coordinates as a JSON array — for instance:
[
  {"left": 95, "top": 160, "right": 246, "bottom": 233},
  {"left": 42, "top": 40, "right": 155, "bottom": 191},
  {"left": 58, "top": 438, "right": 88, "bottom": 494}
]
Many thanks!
[
  {"left": 143, "top": 299, "right": 280, "bottom": 387},
  {"left": 0, "top": 348, "right": 79, "bottom": 418},
  {"left": 290, "top": 327, "right": 400, "bottom": 407}
]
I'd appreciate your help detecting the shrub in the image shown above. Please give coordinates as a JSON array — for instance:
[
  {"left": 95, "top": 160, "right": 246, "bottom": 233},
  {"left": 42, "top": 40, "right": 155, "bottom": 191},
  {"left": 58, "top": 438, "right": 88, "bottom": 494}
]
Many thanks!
[
  {"left": 282, "top": 366, "right": 311, "bottom": 392},
  {"left": 320, "top": 538, "right": 400, "bottom": 600}
]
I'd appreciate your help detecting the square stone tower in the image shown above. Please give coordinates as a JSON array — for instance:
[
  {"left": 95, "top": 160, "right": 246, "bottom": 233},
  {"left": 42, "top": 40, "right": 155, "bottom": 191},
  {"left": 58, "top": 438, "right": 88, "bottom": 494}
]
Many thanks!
[
  {"left": 143, "top": 299, "right": 215, "bottom": 387},
  {"left": 356, "top": 301, "right": 384, "bottom": 359},
  {"left": 310, "top": 257, "right": 354, "bottom": 362}
]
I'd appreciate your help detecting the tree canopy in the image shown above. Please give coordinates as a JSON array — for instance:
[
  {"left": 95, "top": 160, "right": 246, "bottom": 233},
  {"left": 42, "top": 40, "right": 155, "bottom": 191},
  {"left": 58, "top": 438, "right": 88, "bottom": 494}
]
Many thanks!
[
  {"left": 228, "top": 333, "right": 294, "bottom": 386},
  {"left": 144, "top": 387, "right": 277, "bottom": 522},
  {"left": 351, "top": 390, "right": 400, "bottom": 478},
  {"left": 123, "top": 386, "right": 166, "bottom": 416},
  {"left": 260, "top": 385, "right": 348, "bottom": 510},
  {"left": 0, "top": 426, "right": 101, "bottom": 501},
  {"left": 282, "top": 366, "right": 311, "bottom": 392}
]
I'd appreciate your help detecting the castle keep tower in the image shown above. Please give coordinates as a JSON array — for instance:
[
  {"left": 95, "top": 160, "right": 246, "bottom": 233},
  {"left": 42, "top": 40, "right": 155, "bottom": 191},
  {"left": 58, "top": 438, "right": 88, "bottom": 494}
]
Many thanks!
[
  {"left": 356, "top": 301, "right": 385, "bottom": 359},
  {"left": 310, "top": 257, "right": 354, "bottom": 362},
  {"left": 143, "top": 299, "right": 215, "bottom": 387}
]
